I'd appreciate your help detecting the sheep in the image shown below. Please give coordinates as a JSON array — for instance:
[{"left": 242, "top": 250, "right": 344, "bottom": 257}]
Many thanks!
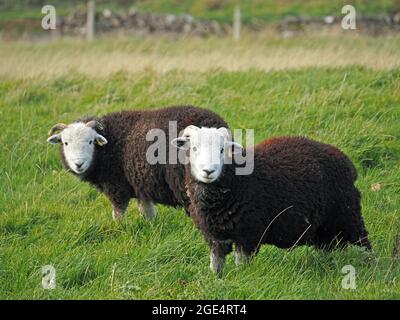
[
  {"left": 172, "top": 126, "right": 372, "bottom": 274},
  {"left": 47, "top": 106, "right": 228, "bottom": 220}
]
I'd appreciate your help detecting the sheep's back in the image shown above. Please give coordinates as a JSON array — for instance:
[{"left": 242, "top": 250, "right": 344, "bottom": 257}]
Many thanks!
[
  {"left": 248, "top": 137, "right": 358, "bottom": 245},
  {"left": 116, "top": 106, "right": 228, "bottom": 207}
]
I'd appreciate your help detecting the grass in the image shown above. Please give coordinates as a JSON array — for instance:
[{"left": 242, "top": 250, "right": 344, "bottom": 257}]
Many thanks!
[
  {"left": 0, "top": 0, "right": 398, "bottom": 23},
  {"left": 132, "top": 0, "right": 398, "bottom": 23},
  {"left": 0, "top": 34, "right": 400, "bottom": 299},
  {"left": 1, "top": 1, "right": 397, "bottom": 37},
  {"left": 1, "top": 33, "right": 400, "bottom": 79}
]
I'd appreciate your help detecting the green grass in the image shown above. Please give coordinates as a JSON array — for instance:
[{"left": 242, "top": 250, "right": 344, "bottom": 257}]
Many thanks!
[
  {"left": 0, "top": 0, "right": 398, "bottom": 23},
  {"left": 0, "top": 38, "right": 400, "bottom": 299},
  {"left": 1, "top": 0, "right": 397, "bottom": 36},
  {"left": 132, "top": 0, "right": 398, "bottom": 23}
]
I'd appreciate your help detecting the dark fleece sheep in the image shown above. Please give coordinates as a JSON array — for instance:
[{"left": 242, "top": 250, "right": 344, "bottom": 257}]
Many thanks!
[
  {"left": 49, "top": 106, "right": 228, "bottom": 219},
  {"left": 185, "top": 135, "right": 371, "bottom": 274}
]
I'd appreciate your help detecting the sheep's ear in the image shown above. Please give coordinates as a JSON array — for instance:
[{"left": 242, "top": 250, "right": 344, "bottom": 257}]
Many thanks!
[
  {"left": 226, "top": 141, "right": 243, "bottom": 157},
  {"left": 86, "top": 120, "right": 104, "bottom": 131},
  {"left": 48, "top": 123, "right": 67, "bottom": 136},
  {"left": 47, "top": 134, "right": 62, "bottom": 144},
  {"left": 95, "top": 134, "right": 108, "bottom": 146},
  {"left": 171, "top": 137, "right": 190, "bottom": 150}
]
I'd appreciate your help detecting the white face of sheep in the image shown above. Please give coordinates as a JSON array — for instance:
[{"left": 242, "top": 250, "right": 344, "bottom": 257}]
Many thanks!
[
  {"left": 47, "top": 121, "right": 108, "bottom": 175},
  {"left": 172, "top": 126, "right": 242, "bottom": 183}
]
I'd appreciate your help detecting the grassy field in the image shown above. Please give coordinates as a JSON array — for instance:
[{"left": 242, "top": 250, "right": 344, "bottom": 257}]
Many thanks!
[
  {"left": 0, "top": 34, "right": 400, "bottom": 299},
  {"left": 2, "top": 34, "right": 400, "bottom": 78},
  {"left": 0, "top": 0, "right": 397, "bottom": 23},
  {"left": 130, "top": 0, "right": 398, "bottom": 23},
  {"left": 1, "top": 0, "right": 398, "bottom": 38}
]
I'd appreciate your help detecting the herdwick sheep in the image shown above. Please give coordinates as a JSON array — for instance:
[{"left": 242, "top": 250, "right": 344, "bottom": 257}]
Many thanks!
[
  {"left": 172, "top": 126, "right": 371, "bottom": 275},
  {"left": 47, "top": 106, "right": 228, "bottom": 220}
]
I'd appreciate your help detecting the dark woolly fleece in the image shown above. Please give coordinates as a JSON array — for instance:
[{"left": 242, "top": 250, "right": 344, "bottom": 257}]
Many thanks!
[
  {"left": 58, "top": 106, "right": 228, "bottom": 214},
  {"left": 186, "top": 136, "right": 371, "bottom": 261}
]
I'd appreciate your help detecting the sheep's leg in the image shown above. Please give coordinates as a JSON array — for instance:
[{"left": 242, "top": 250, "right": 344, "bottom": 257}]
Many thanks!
[
  {"left": 235, "top": 243, "right": 257, "bottom": 266},
  {"left": 322, "top": 188, "right": 372, "bottom": 252},
  {"left": 209, "top": 241, "right": 232, "bottom": 276},
  {"left": 210, "top": 252, "right": 224, "bottom": 275},
  {"left": 112, "top": 203, "right": 128, "bottom": 220},
  {"left": 110, "top": 195, "right": 130, "bottom": 220},
  {"left": 234, "top": 245, "right": 252, "bottom": 266},
  {"left": 105, "top": 185, "right": 132, "bottom": 220},
  {"left": 138, "top": 200, "right": 157, "bottom": 220}
]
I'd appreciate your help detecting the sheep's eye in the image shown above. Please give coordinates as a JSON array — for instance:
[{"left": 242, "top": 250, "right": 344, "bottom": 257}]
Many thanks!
[
  {"left": 64, "top": 142, "right": 68, "bottom": 146},
  {"left": 192, "top": 146, "right": 197, "bottom": 152},
  {"left": 89, "top": 140, "right": 93, "bottom": 145},
  {"left": 220, "top": 148, "right": 224, "bottom": 154}
]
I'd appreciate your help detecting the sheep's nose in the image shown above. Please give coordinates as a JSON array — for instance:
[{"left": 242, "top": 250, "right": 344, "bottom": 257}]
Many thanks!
[
  {"left": 203, "top": 169, "right": 215, "bottom": 176},
  {"left": 75, "top": 162, "right": 83, "bottom": 169}
]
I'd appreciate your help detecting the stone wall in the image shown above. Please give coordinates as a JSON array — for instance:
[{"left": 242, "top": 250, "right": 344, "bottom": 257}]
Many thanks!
[
  {"left": 277, "top": 13, "right": 400, "bottom": 37},
  {"left": 59, "top": 8, "right": 227, "bottom": 37}
]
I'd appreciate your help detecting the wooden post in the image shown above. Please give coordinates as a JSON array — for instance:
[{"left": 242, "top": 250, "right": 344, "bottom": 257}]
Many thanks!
[
  {"left": 86, "top": 0, "right": 95, "bottom": 41},
  {"left": 233, "top": 5, "right": 241, "bottom": 41}
]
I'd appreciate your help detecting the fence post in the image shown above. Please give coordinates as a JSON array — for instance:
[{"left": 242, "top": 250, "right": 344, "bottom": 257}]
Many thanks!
[
  {"left": 87, "top": 0, "right": 95, "bottom": 41},
  {"left": 233, "top": 5, "right": 241, "bottom": 41}
]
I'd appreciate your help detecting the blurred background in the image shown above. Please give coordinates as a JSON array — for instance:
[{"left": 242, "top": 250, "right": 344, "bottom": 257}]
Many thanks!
[
  {"left": 1, "top": 0, "right": 400, "bottom": 37},
  {"left": 1, "top": 0, "right": 400, "bottom": 78}
]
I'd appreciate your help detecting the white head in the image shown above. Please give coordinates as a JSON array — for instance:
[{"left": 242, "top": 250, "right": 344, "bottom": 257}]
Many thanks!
[
  {"left": 47, "top": 120, "right": 108, "bottom": 175},
  {"left": 172, "top": 126, "right": 243, "bottom": 183}
]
